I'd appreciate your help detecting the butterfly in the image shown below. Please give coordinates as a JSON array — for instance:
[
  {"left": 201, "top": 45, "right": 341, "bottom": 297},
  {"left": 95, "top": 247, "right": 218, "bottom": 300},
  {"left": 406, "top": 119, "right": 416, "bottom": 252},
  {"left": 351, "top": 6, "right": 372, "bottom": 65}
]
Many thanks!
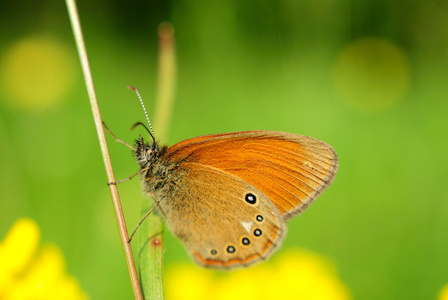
[{"left": 106, "top": 87, "right": 338, "bottom": 269}]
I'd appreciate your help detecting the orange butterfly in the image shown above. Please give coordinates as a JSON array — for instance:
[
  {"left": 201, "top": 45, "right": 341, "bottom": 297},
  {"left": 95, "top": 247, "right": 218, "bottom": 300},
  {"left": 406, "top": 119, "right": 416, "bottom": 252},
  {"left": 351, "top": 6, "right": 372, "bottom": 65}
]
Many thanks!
[{"left": 106, "top": 87, "right": 338, "bottom": 269}]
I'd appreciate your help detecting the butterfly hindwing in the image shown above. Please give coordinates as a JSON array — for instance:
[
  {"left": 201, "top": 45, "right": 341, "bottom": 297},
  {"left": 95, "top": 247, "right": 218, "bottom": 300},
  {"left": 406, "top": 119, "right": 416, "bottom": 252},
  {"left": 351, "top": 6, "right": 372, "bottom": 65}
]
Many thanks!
[{"left": 156, "top": 162, "right": 286, "bottom": 269}]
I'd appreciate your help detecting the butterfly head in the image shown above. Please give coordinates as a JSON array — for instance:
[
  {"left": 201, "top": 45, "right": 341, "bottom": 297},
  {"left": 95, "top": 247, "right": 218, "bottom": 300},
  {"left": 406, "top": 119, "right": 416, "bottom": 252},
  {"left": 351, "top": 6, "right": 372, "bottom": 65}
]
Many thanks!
[{"left": 134, "top": 135, "right": 159, "bottom": 167}]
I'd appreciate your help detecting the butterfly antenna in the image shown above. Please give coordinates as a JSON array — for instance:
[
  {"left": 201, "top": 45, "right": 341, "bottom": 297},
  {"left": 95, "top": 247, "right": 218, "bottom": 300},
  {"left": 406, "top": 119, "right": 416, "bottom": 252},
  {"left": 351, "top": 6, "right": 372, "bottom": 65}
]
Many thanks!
[{"left": 128, "top": 86, "right": 156, "bottom": 144}]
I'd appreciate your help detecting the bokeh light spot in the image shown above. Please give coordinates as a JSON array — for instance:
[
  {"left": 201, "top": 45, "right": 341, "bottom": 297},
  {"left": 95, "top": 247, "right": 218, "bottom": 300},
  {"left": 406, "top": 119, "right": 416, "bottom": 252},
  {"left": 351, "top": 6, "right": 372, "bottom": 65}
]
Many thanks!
[
  {"left": 1, "top": 36, "right": 76, "bottom": 109},
  {"left": 334, "top": 37, "right": 410, "bottom": 112}
]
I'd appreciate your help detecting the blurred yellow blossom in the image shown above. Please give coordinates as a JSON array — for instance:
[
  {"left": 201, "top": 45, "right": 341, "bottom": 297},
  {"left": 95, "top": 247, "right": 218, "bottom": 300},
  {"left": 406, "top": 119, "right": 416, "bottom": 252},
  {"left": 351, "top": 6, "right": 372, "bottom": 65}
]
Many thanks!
[
  {"left": 0, "top": 35, "right": 76, "bottom": 109},
  {"left": 439, "top": 284, "right": 448, "bottom": 300},
  {"left": 166, "top": 249, "right": 351, "bottom": 300},
  {"left": 0, "top": 218, "right": 88, "bottom": 300},
  {"left": 334, "top": 37, "right": 410, "bottom": 113}
]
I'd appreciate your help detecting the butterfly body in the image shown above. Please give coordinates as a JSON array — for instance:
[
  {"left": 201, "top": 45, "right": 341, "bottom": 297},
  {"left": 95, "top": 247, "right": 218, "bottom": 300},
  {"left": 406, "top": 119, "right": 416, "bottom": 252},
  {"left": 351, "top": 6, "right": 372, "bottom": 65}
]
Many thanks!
[{"left": 132, "top": 130, "right": 338, "bottom": 269}]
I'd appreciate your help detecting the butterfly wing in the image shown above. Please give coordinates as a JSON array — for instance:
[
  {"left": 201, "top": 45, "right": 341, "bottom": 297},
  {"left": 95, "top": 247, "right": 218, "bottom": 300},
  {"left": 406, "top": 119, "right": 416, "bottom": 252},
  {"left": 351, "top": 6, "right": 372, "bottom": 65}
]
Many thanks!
[
  {"left": 159, "top": 162, "right": 286, "bottom": 269},
  {"left": 165, "top": 131, "right": 338, "bottom": 220}
]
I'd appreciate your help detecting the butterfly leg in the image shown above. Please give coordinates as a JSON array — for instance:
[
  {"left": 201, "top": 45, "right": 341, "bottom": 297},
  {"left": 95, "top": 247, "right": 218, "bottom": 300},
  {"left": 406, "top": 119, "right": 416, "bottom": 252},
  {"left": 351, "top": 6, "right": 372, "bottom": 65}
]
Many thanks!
[
  {"left": 103, "top": 121, "right": 135, "bottom": 150},
  {"left": 107, "top": 168, "right": 148, "bottom": 185},
  {"left": 128, "top": 191, "right": 161, "bottom": 243}
]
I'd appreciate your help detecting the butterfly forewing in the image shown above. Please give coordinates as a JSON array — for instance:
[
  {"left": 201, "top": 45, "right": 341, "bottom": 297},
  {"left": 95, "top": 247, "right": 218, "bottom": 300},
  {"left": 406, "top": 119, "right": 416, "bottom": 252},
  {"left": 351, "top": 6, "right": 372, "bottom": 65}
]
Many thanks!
[{"left": 165, "top": 131, "right": 338, "bottom": 220}]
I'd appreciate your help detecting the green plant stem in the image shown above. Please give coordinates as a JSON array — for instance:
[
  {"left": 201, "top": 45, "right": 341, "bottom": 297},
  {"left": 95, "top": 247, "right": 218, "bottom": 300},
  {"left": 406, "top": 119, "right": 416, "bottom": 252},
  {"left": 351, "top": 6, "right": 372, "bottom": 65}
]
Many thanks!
[
  {"left": 153, "top": 22, "right": 177, "bottom": 141},
  {"left": 139, "top": 22, "right": 177, "bottom": 300},
  {"left": 65, "top": 1, "right": 143, "bottom": 299},
  {"left": 138, "top": 197, "right": 164, "bottom": 299}
]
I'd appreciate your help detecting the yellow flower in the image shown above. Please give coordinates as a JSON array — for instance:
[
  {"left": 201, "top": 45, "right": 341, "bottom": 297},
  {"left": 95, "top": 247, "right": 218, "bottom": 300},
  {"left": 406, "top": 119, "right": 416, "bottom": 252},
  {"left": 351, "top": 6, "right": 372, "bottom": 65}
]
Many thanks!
[
  {"left": 439, "top": 284, "right": 448, "bottom": 300},
  {"left": 166, "top": 249, "right": 351, "bottom": 300},
  {"left": 0, "top": 218, "right": 88, "bottom": 300}
]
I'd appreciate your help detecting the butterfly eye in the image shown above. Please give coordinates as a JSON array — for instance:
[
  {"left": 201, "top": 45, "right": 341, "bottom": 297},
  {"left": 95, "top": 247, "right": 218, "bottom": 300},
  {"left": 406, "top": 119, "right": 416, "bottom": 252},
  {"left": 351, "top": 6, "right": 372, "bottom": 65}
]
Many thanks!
[{"left": 145, "top": 149, "right": 154, "bottom": 160}]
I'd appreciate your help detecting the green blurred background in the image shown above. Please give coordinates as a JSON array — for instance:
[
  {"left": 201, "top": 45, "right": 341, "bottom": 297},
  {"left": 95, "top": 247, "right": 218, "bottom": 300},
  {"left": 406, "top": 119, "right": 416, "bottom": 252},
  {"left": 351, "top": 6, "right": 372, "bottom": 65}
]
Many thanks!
[{"left": 1, "top": 0, "right": 447, "bottom": 299}]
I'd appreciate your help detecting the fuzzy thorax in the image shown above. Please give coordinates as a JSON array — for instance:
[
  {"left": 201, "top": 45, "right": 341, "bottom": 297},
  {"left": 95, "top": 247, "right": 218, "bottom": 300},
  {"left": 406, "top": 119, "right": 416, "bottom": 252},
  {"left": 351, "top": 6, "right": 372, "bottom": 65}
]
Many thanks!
[{"left": 133, "top": 135, "right": 175, "bottom": 193}]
